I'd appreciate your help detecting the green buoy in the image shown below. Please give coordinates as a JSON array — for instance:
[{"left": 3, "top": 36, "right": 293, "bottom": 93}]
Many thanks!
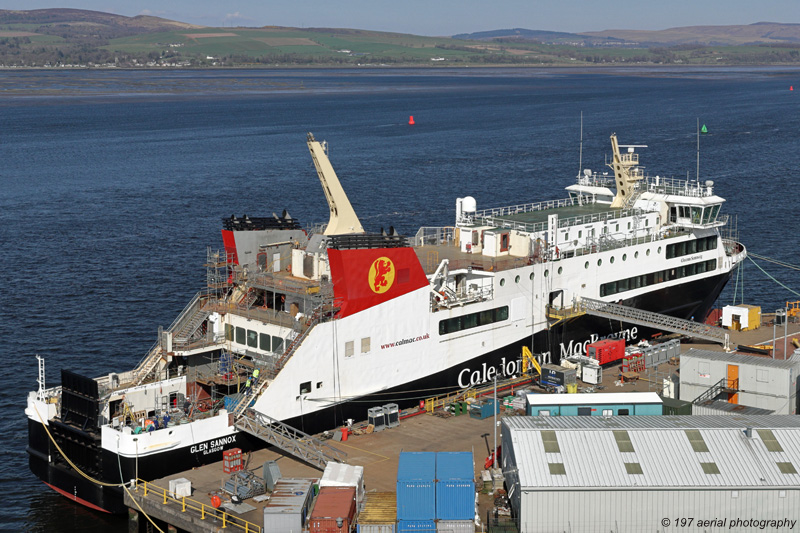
[{"left": 701, "top": 124, "right": 708, "bottom": 134}]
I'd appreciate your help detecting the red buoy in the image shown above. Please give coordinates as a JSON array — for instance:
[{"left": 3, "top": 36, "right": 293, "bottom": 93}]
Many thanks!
[{"left": 408, "top": 115, "right": 415, "bottom": 125}]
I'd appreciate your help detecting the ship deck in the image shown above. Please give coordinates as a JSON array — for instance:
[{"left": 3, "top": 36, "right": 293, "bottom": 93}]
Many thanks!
[{"left": 412, "top": 241, "right": 532, "bottom": 275}]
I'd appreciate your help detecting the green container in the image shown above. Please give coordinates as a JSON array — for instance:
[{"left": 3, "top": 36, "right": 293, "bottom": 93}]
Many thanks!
[{"left": 662, "top": 397, "right": 692, "bottom": 415}]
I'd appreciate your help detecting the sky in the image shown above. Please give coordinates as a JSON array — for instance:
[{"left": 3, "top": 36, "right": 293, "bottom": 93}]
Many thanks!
[{"left": 5, "top": 1, "right": 800, "bottom": 36}]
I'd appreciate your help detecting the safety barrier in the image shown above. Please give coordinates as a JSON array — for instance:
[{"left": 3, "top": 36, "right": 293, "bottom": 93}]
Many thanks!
[{"left": 137, "top": 479, "right": 262, "bottom": 533}]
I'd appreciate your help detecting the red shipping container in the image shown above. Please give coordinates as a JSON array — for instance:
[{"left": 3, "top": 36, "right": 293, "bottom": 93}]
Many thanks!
[
  {"left": 309, "top": 487, "right": 357, "bottom": 533},
  {"left": 586, "top": 338, "right": 625, "bottom": 365}
]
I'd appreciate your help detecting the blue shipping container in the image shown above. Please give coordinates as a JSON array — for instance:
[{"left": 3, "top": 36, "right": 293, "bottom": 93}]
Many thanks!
[
  {"left": 396, "top": 452, "right": 436, "bottom": 521},
  {"left": 436, "top": 452, "right": 474, "bottom": 520},
  {"left": 397, "top": 520, "right": 436, "bottom": 532}
]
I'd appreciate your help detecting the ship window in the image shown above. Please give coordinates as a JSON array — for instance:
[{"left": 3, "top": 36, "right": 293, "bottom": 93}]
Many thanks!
[
  {"left": 515, "top": 275, "right": 520, "bottom": 283},
  {"left": 316, "top": 381, "right": 323, "bottom": 389},
  {"left": 544, "top": 270, "right": 549, "bottom": 277},
  {"left": 615, "top": 224, "right": 619, "bottom": 232},
  {"left": 235, "top": 327, "right": 246, "bottom": 345},
  {"left": 439, "top": 305, "right": 509, "bottom": 336},
  {"left": 272, "top": 336, "right": 284, "bottom": 353},
  {"left": 710, "top": 205, "right": 721, "bottom": 222},
  {"left": 692, "top": 207, "right": 702, "bottom": 224},
  {"left": 361, "top": 337, "right": 371, "bottom": 354},
  {"left": 345, "top": 341, "right": 354, "bottom": 357},
  {"left": 610, "top": 256, "right": 615, "bottom": 264},
  {"left": 578, "top": 230, "right": 582, "bottom": 238},
  {"left": 299, "top": 381, "right": 311, "bottom": 395},
  {"left": 658, "top": 246, "right": 662, "bottom": 254},
  {"left": 530, "top": 272, "right": 534, "bottom": 280},
  {"left": 260, "top": 333, "right": 271, "bottom": 351},
  {"left": 597, "top": 259, "right": 602, "bottom": 267},
  {"left": 634, "top": 251, "right": 639, "bottom": 259},
  {"left": 500, "top": 278, "right": 505, "bottom": 287},
  {"left": 622, "top": 254, "right": 627, "bottom": 261},
  {"left": 247, "top": 329, "right": 258, "bottom": 348},
  {"left": 585, "top": 262, "right": 589, "bottom": 269},
  {"left": 646, "top": 249, "right": 651, "bottom": 256},
  {"left": 225, "top": 324, "right": 234, "bottom": 341},
  {"left": 557, "top": 267, "right": 563, "bottom": 275}
]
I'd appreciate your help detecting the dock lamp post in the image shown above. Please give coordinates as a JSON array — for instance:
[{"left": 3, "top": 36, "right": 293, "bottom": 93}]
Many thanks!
[{"left": 775, "top": 309, "right": 787, "bottom": 359}]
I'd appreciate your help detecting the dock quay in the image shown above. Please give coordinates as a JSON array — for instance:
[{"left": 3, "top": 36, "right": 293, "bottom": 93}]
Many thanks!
[{"left": 123, "top": 311, "right": 800, "bottom": 533}]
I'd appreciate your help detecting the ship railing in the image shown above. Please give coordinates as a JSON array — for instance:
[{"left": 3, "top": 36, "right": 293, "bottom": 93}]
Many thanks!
[
  {"left": 134, "top": 479, "right": 261, "bottom": 533},
  {"left": 476, "top": 204, "right": 640, "bottom": 235},
  {"left": 576, "top": 174, "right": 615, "bottom": 188},
  {"left": 172, "top": 332, "right": 227, "bottom": 353},
  {"left": 413, "top": 226, "right": 456, "bottom": 247},
  {"left": 641, "top": 176, "right": 714, "bottom": 198},
  {"left": 473, "top": 196, "right": 592, "bottom": 219},
  {"left": 555, "top": 207, "right": 642, "bottom": 229}
]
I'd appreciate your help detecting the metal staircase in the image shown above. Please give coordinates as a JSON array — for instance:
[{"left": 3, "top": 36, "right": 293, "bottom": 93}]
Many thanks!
[
  {"left": 234, "top": 408, "right": 346, "bottom": 469},
  {"left": 173, "top": 308, "right": 211, "bottom": 346},
  {"left": 132, "top": 344, "right": 165, "bottom": 386},
  {"left": 692, "top": 378, "right": 739, "bottom": 404},
  {"left": 577, "top": 297, "right": 731, "bottom": 350}
]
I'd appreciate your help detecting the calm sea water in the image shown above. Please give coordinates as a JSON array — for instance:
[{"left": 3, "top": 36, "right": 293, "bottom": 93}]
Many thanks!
[{"left": 2, "top": 67, "right": 799, "bottom": 532}]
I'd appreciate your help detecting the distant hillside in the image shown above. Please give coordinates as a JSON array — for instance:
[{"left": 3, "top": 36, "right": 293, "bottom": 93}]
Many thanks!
[
  {"left": 0, "top": 9, "right": 798, "bottom": 68},
  {"left": 453, "top": 28, "right": 623, "bottom": 46},
  {"left": 582, "top": 22, "right": 800, "bottom": 46}
]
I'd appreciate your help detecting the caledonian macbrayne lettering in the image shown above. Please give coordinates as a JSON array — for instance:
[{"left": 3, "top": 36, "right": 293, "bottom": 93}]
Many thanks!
[{"left": 190, "top": 435, "right": 237, "bottom": 455}]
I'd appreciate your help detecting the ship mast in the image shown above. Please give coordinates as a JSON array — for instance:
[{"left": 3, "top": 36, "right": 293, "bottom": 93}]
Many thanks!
[
  {"left": 307, "top": 133, "right": 365, "bottom": 235},
  {"left": 609, "top": 134, "right": 646, "bottom": 209}
]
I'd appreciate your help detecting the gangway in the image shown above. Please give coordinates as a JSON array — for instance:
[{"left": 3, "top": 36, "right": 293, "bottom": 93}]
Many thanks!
[
  {"left": 577, "top": 297, "right": 731, "bottom": 350},
  {"left": 234, "top": 408, "right": 346, "bottom": 470}
]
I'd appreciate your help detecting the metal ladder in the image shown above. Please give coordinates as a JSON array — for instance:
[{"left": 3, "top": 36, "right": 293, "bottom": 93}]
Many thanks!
[
  {"left": 578, "top": 297, "right": 731, "bottom": 350},
  {"left": 234, "top": 408, "right": 346, "bottom": 469}
]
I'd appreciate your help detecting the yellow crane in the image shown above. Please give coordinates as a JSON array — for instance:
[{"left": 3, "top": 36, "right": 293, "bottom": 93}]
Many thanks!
[{"left": 521, "top": 346, "right": 542, "bottom": 377}]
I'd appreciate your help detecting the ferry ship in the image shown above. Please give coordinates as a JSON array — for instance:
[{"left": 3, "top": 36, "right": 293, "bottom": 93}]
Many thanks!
[{"left": 26, "top": 132, "right": 746, "bottom": 513}]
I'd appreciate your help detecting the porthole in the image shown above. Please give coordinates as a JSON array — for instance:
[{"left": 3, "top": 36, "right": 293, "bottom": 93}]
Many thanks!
[
  {"left": 558, "top": 267, "right": 563, "bottom": 275},
  {"left": 635, "top": 251, "right": 639, "bottom": 259},
  {"left": 597, "top": 259, "right": 602, "bottom": 267},
  {"left": 529, "top": 272, "right": 534, "bottom": 280},
  {"left": 544, "top": 270, "right": 549, "bottom": 277},
  {"left": 500, "top": 278, "right": 505, "bottom": 286},
  {"left": 515, "top": 275, "right": 520, "bottom": 283},
  {"left": 623, "top": 254, "right": 627, "bottom": 261},
  {"left": 646, "top": 249, "right": 651, "bottom": 256},
  {"left": 610, "top": 257, "right": 615, "bottom": 264},
  {"left": 658, "top": 246, "right": 662, "bottom": 254},
  {"left": 585, "top": 261, "right": 589, "bottom": 269}
]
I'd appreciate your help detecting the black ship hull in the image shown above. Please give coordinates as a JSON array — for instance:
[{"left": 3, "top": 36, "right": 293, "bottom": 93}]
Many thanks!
[{"left": 27, "top": 270, "right": 730, "bottom": 514}]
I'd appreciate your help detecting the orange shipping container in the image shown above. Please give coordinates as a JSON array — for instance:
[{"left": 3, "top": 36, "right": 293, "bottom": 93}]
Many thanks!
[{"left": 309, "top": 486, "right": 357, "bottom": 533}]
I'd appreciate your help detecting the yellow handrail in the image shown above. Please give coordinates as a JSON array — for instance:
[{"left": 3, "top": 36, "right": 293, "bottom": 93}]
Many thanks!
[{"left": 138, "top": 479, "right": 260, "bottom": 533}]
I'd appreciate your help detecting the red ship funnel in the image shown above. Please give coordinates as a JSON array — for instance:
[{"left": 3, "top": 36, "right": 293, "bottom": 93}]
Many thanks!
[{"left": 408, "top": 115, "right": 415, "bottom": 125}]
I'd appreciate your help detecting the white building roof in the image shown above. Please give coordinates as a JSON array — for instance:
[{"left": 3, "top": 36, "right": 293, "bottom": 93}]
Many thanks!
[
  {"left": 526, "top": 392, "right": 663, "bottom": 406},
  {"left": 504, "top": 415, "right": 800, "bottom": 490},
  {"left": 682, "top": 348, "right": 800, "bottom": 369}
]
